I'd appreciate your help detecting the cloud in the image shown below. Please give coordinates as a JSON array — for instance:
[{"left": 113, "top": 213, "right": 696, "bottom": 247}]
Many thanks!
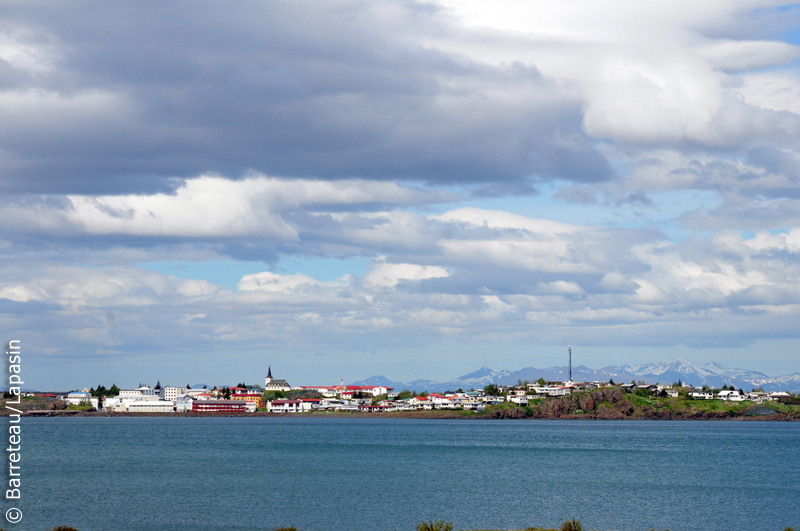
[
  {"left": 3, "top": 206, "right": 799, "bottom": 360},
  {"left": 363, "top": 262, "right": 450, "bottom": 289},
  {"left": 2, "top": 0, "right": 798, "bottom": 199},
  {"left": 0, "top": 174, "right": 455, "bottom": 241}
]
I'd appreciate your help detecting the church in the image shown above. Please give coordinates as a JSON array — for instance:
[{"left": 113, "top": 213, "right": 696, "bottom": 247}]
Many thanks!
[{"left": 264, "top": 367, "right": 292, "bottom": 392}]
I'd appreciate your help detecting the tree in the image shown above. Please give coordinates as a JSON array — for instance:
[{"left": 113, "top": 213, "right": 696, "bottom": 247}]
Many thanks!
[
  {"left": 537, "top": 377, "right": 546, "bottom": 386},
  {"left": 187, "top": 384, "right": 192, "bottom": 389},
  {"left": 109, "top": 384, "right": 120, "bottom": 395},
  {"left": 484, "top": 384, "right": 499, "bottom": 396},
  {"left": 608, "top": 378, "right": 615, "bottom": 386},
  {"left": 97, "top": 395, "right": 104, "bottom": 410},
  {"left": 455, "top": 388, "right": 463, "bottom": 393}
]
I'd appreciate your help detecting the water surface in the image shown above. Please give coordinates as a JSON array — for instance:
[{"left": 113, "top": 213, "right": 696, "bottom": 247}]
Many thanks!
[{"left": 13, "top": 418, "right": 800, "bottom": 531}]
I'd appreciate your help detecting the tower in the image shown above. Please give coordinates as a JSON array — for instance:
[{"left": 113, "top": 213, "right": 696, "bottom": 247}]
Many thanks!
[
  {"left": 567, "top": 345, "right": 573, "bottom": 383},
  {"left": 265, "top": 366, "right": 273, "bottom": 386}
]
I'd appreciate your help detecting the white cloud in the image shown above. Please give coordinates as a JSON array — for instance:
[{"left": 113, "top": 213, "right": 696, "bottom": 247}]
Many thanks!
[
  {"left": 363, "top": 262, "right": 450, "bottom": 289},
  {"left": 237, "top": 271, "right": 322, "bottom": 293},
  {"left": 429, "top": 0, "right": 800, "bottom": 148}
]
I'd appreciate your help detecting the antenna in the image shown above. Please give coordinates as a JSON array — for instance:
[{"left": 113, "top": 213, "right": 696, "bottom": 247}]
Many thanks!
[{"left": 567, "top": 345, "right": 572, "bottom": 382}]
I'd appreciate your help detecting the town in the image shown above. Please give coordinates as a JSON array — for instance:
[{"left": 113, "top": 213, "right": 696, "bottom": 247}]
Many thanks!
[{"left": 54, "top": 366, "right": 796, "bottom": 414}]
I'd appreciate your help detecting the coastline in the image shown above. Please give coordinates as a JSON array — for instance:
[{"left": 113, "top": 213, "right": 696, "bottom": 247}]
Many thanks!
[
  {"left": 18, "top": 407, "right": 800, "bottom": 421},
  {"left": 9, "top": 387, "right": 800, "bottom": 421}
]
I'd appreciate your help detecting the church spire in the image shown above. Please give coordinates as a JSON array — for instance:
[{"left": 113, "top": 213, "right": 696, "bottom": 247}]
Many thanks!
[{"left": 267, "top": 366, "right": 272, "bottom": 379}]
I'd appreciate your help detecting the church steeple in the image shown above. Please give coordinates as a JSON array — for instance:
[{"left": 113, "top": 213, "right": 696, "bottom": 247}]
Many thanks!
[{"left": 267, "top": 366, "right": 272, "bottom": 379}]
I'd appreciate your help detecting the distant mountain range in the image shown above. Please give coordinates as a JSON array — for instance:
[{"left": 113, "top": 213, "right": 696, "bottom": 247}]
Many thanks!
[{"left": 353, "top": 358, "right": 800, "bottom": 393}]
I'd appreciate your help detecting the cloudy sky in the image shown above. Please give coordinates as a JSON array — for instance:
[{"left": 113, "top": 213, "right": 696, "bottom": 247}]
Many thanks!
[{"left": 3, "top": 0, "right": 800, "bottom": 390}]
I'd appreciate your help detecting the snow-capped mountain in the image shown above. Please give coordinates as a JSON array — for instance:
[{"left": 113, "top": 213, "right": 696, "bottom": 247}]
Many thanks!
[{"left": 354, "top": 359, "right": 800, "bottom": 393}]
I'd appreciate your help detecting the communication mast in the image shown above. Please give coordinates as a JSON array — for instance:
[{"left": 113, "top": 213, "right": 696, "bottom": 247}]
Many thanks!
[{"left": 567, "top": 345, "right": 573, "bottom": 382}]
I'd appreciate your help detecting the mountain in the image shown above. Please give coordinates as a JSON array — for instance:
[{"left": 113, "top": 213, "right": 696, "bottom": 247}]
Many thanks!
[{"left": 354, "top": 358, "right": 800, "bottom": 393}]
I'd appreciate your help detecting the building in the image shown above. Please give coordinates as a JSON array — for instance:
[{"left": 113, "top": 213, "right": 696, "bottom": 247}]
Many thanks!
[
  {"left": 161, "top": 386, "right": 189, "bottom": 402},
  {"left": 192, "top": 400, "right": 247, "bottom": 413},
  {"left": 175, "top": 395, "right": 194, "bottom": 412},
  {"left": 264, "top": 367, "right": 291, "bottom": 392},
  {"left": 230, "top": 387, "right": 264, "bottom": 409},
  {"left": 717, "top": 390, "right": 745, "bottom": 401},
  {"left": 268, "top": 399, "right": 302, "bottom": 413},
  {"left": 64, "top": 391, "right": 93, "bottom": 405},
  {"left": 119, "top": 386, "right": 158, "bottom": 398},
  {"left": 124, "top": 400, "right": 174, "bottom": 413}
]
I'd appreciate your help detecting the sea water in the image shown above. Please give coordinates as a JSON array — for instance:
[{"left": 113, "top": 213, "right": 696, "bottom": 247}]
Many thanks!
[{"left": 13, "top": 417, "right": 800, "bottom": 531}]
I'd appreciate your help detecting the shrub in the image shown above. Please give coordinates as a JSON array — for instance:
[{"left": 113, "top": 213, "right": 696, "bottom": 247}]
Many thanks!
[
  {"left": 560, "top": 518, "right": 583, "bottom": 531},
  {"left": 417, "top": 519, "right": 454, "bottom": 531}
]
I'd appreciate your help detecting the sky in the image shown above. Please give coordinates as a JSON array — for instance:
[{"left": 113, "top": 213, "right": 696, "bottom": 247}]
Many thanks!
[{"left": 3, "top": 0, "right": 800, "bottom": 390}]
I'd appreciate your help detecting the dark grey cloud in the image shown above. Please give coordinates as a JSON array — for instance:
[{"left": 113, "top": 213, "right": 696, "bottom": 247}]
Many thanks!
[{"left": 0, "top": 1, "right": 611, "bottom": 195}]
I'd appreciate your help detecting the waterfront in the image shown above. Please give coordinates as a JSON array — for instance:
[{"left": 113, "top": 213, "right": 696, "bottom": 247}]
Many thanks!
[{"left": 17, "top": 418, "right": 800, "bottom": 531}]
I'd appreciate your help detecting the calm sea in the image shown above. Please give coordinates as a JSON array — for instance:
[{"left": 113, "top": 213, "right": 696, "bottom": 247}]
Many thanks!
[{"left": 10, "top": 417, "right": 800, "bottom": 531}]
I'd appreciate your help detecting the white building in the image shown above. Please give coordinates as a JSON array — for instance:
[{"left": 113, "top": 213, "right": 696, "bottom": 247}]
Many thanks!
[
  {"left": 119, "top": 386, "right": 158, "bottom": 398},
  {"left": 175, "top": 395, "right": 194, "bottom": 412},
  {"left": 161, "top": 387, "right": 189, "bottom": 402},
  {"left": 123, "top": 400, "right": 175, "bottom": 413},
  {"left": 462, "top": 401, "right": 486, "bottom": 411},
  {"left": 267, "top": 399, "right": 313, "bottom": 413},
  {"left": 64, "top": 392, "right": 93, "bottom": 406},
  {"left": 533, "top": 386, "right": 572, "bottom": 397},
  {"left": 690, "top": 391, "right": 713, "bottom": 400},
  {"left": 717, "top": 390, "right": 745, "bottom": 401}
]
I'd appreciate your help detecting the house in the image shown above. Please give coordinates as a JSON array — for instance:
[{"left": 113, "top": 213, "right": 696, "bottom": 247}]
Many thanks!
[
  {"left": 690, "top": 391, "right": 713, "bottom": 400},
  {"left": 264, "top": 367, "right": 291, "bottom": 392},
  {"left": 175, "top": 395, "right": 194, "bottom": 412},
  {"left": 409, "top": 397, "right": 433, "bottom": 409},
  {"left": 535, "top": 386, "right": 572, "bottom": 397},
  {"left": 481, "top": 396, "right": 504, "bottom": 405},
  {"left": 64, "top": 391, "right": 93, "bottom": 406},
  {"left": 360, "top": 385, "right": 393, "bottom": 397},
  {"left": 268, "top": 399, "right": 314, "bottom": 413},
  {"left": 769, "top": 392, "right": 792, "bottom": 401},
  {"left": 462, "top": 401, "right": 486, "bottom": 411},
  {"left": 509, "top": 396, "right": 530, "bottom": 405},
  {"left": 316, "top": 398, "right": 345, "bottom": 410},
  {"left": 717, "top": 390, "right": 745, "bottom": 401}
]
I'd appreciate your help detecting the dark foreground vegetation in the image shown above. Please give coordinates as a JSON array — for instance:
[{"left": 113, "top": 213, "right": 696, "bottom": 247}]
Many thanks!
[{"left": 9, "top": 521, "right": 800, "bottom": 531}]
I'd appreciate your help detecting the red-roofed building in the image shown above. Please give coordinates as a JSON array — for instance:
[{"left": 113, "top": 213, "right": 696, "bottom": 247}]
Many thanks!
[{"left": 192, "top": 400, "right": 247, "bottom": 413}]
